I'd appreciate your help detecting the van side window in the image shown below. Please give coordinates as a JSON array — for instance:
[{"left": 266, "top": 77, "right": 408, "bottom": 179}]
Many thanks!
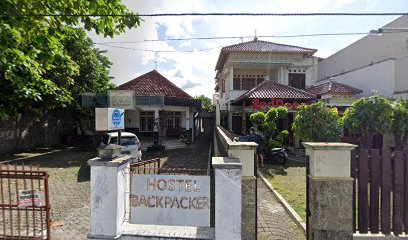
[{"left": 121, "top": 137, "right": 137, "bottom": 146}]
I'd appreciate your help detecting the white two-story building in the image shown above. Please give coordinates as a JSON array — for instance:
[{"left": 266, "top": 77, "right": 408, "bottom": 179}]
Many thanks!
[{"left": 214, "top": 38, "right": 320, "bottom": 141}]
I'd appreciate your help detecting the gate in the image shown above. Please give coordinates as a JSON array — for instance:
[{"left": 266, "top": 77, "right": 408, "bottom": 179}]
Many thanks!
[{"left": 0, "top": 164, "right": 51, "bottom": 239}]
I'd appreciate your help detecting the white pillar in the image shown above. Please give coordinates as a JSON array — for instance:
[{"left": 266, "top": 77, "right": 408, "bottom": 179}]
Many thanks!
[
  {"left": 185, "top": 108, "right": 190, "bottom": 130},
  {"left": 212, "top": 157, "right": 242, "bottom": 240},
  {"left": 88, "top": 155, "right": 131, "bottom": 239},
  {"left": 228, "top": 142, "right": 257, "bottom": 177},
  {"left": 154, "top": 108, "right": 159, "bottom": 120}
]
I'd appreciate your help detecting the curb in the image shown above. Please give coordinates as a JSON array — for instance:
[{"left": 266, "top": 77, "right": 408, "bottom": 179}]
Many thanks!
[{"left": 258, "top": 170, "right": 307, "bottom": 235}]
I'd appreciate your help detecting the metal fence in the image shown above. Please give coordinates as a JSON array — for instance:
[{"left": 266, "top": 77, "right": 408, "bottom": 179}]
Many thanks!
[{"left": 0, "top": 164, "right": 50, "bottom": 239}]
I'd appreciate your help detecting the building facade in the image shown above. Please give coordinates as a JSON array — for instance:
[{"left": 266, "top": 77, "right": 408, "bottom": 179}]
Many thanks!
[
  {"left": 318, "top": 15, "right": 408, "bottom": 100},
  {"left": 214, "top": 38, "right": 320, "bottom": 140},
  {"left": 116, "top": 70, "right": 201, "bottom": 143}
]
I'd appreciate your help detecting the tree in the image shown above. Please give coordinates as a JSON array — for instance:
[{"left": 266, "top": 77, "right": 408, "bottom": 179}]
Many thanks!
[
  {"left": 391, "top": 100, "right": 408, "bottom": 151},
  {"left": 342, "top": 93, "right": 393, "bottom": 148},
  {"left": 0, "top": 0, "right": 142, "bottom": 120},
  {"left": 194, "top": 95, "right": 213, "bottom": 112},
  {"left": 250, "top": 106, "right": 289, "bottom": 148},
  {"left": 292, "top": 101, "right": 341, "bottom": 142}
]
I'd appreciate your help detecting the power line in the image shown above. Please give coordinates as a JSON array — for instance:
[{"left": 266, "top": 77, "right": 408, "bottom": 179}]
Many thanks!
[
  {"left": 1, "top": 12, "right": 408, "bottom": 17},
  {"left": 94, "top": 32, "right": 371, "bottom": 44},
  {"left": 95, "top": 43, "right": 226, "bottom": 53}
]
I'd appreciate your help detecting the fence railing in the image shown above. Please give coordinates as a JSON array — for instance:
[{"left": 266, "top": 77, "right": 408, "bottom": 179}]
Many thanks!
[
  {"left": 352, "top": 148, "right": 408, "bottom": 236},
  {"left": 218, "top": 126, "right": 238, "bottom": 141},
  {"left": 130, "top": 158, "right": 161, "bottom": 174},
  {"left": 129, "top": 158, "right": 210, "bottom": 176},
  {"left": 0, "top": 164, "right": 50, "bottom": 240}
]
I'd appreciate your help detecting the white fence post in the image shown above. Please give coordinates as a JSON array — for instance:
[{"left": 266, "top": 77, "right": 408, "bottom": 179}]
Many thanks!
[
  {"left": 213, "top": 157, "right": 242, "bottom": 240},
  {"left": 88, "top": 145, "right": 131, "bottom": 239}
]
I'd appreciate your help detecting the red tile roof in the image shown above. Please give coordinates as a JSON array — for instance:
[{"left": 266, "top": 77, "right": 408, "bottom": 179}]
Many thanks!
[
  {"left": 117, "top": 70, "right": 193, "bottom": 99},
  {"left": 307, "top": 80, "right": 363, "bottom": 96},
  {"left": 215, "top": 38, "right": 317, "bottom": 71},
  {"left": 232, "top": 80, "right": 315, "bottom": 104}
]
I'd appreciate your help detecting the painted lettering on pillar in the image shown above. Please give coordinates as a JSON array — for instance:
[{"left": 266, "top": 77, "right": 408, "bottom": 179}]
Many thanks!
[
  {"left": 130, "top": 177, "right": 208, "bottom": 210},
  {"left": 130, "top": 174, "right": 210, "bottom": 226},
  {"left": 252, "top": 98, "right": 302, "bottom": 110}
]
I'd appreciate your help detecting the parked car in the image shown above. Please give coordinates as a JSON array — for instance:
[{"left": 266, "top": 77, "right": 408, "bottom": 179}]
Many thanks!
[{"left": 100, "top": 132, "right": 142, "bottom": 161}]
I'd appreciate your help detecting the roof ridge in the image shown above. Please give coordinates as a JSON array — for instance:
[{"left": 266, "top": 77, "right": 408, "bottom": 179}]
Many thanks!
[
  {"left": 236, "top": 80, "right": 314, "bottom": 102},
  {"left": 117, "top": 70, "right": 193, "bottom": 99},
  {"left": 221, "top": 39, "right": 317, "bottom": 52}
]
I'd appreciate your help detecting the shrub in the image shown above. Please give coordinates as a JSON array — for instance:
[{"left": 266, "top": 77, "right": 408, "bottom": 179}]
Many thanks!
[
  {"left": 292, "top": 101, "right": 341, "bottom": 142},
  {"left": 342, "top": 93, "right": 392, "bottom": 148}
]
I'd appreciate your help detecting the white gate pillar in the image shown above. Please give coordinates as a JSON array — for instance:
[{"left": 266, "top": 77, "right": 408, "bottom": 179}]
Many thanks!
[
  {"left": 212, "top": 157, "right": 242, "bottom": 240},
  {"left": 88, "top": 145, "right": 131, "bottom": 239}
]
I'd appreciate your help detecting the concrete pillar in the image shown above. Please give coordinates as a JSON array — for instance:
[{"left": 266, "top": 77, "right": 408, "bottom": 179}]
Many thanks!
[
  {"left": 228, "top": 112, "right": 232, "bottom": 131},
  {"left": 88, "top": 145, "right": 132, "bottom": 239},
  {"left": 185, "top": 108, "right": 190, "bottom": 130},
  {"left": 215, "top": 103, "right": 220, "bottom": 126},
  {"left": 213, "top": 157, "right": 242, "bottom": 240},
  {"left": 154, "top": 108, "right": 159, "bottom": 120},
  {"left": 303, "top": 142, "right": 357, "bottom": 240},
  {"left": 228, "top": 142, "right": 257, "bottom": 177},
  {"left": 242, "top": 113, "right": 246, "bottom": 134}
]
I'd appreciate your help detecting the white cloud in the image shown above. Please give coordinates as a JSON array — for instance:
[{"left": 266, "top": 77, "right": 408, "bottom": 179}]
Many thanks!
[{"left": 87, "top": 0, "right": 408, "bottom": 98}]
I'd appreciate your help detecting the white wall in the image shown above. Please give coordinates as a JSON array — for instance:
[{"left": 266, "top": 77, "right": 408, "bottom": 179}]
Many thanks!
[
  {"left": 394, "top": 56, "right": 408, "bottom": 94},
  {"left": 319, "top": 16, "right": 408, "bottom": 80},
  {"left": 318, "top": 16, "right": 408, "bottom": 97},
  {"left": 322, "top": 59, "right": 395, "bottom": 97}
]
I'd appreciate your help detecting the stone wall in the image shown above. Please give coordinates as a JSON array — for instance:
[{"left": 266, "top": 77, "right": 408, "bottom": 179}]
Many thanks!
[
  {"left": 0, "top": 110, "right": 75, "bottom": 154},
  {"left": 242, "top": 176, "right": 257, "bottom": 240}
]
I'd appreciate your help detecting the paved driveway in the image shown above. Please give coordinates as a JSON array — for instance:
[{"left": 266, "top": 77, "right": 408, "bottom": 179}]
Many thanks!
[
  {"left": 1, "top": 147, "right": 94, "bottom": 240},
  {"left": 0, "top": 139, "right": 211, "bottom": 240}
]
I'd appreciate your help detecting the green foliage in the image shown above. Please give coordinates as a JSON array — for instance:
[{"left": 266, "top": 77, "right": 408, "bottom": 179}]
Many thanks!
[
  {"left": 292, "top": 101, "right": 341, "bottom": 142},
  {"left": 194, "top": 95, "right": 213, "bottom": 112},
  {"left": 250, "top": 107, "right": 288, "bottom": 148},
  {"left": 0, "top": 0, "right": 141, "bottom": 120},
  {"left": 268, "top": 130, "right": 289, "bottom": 148},
  {"left": 249, "top": 112, "right": 265, "bottom": 127},
  {"left": 342, "top": 94, "right": 392, "bottom": 147},
  {"left": 391, "top": 100, "right": 408, "bottom": 150}
]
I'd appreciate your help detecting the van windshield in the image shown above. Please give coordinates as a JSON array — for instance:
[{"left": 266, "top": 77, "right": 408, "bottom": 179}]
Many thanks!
[{"left": 110, "top": 137, "right": 138, "bottom": 146}]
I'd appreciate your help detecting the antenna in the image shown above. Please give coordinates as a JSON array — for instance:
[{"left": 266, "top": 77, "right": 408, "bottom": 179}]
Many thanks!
[
  {"left": 254, "top": 30, "right": 258, "bottom": 41},
  {"left": 154, "top": 61, "right": 157, "bottom": 70}
]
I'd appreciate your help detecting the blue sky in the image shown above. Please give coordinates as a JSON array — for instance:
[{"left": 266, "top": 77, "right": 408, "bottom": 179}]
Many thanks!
[{"left": 88, "top": 0, "right": 408, "bottom": 98}]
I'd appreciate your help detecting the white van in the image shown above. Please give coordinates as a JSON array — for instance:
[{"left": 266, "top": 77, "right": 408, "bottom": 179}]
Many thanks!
[{"left": 100, "top": 132, "right": 142, "bottom": 161}]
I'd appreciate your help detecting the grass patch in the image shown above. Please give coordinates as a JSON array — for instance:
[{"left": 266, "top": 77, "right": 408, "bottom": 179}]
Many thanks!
[{"left": 259, "top": 160, "right": 307, "bottom": 221}]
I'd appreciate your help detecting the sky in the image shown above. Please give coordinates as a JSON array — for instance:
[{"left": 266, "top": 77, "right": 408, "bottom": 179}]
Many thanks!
[{"left": 87, "top": 0, "right": 408, "bottom": 98}]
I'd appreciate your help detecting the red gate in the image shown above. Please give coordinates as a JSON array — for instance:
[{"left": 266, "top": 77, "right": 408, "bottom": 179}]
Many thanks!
[{"left": 0, "top": 164, "right": 51, "bottom": 239}]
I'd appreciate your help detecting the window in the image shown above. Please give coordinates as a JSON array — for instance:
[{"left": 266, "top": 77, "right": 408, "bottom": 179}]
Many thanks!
[
  {"left": 242, "top": 75, "right": 256, "bottom": 90},
  {"left": 110, "top": 136, "right": 137, "bottom": 146},
  {"left": 233, "top": 75, "right": 240, "bottom": 90},
  {"left": 140, "top": 111, "right": 154, "bottom": 131},
  {"left": 256, "top": 75, "right": 265, "bottom": 85},
  {"left": 288, "top": 73, "right": 306, "bottom": 89},
  {"left": 166, "top": 112, "right": 181, "bottom": 128}
]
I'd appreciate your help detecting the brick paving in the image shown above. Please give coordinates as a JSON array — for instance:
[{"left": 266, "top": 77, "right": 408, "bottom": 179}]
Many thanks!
[
  {"left": 1, "top": 141, "right": 305, "bottom": 240},
  {"left": 1, "top": 147, "right": 94, "bottom": 240},
  {"left": 257, "top": 179, "right": 305, "bottom": 240}
]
